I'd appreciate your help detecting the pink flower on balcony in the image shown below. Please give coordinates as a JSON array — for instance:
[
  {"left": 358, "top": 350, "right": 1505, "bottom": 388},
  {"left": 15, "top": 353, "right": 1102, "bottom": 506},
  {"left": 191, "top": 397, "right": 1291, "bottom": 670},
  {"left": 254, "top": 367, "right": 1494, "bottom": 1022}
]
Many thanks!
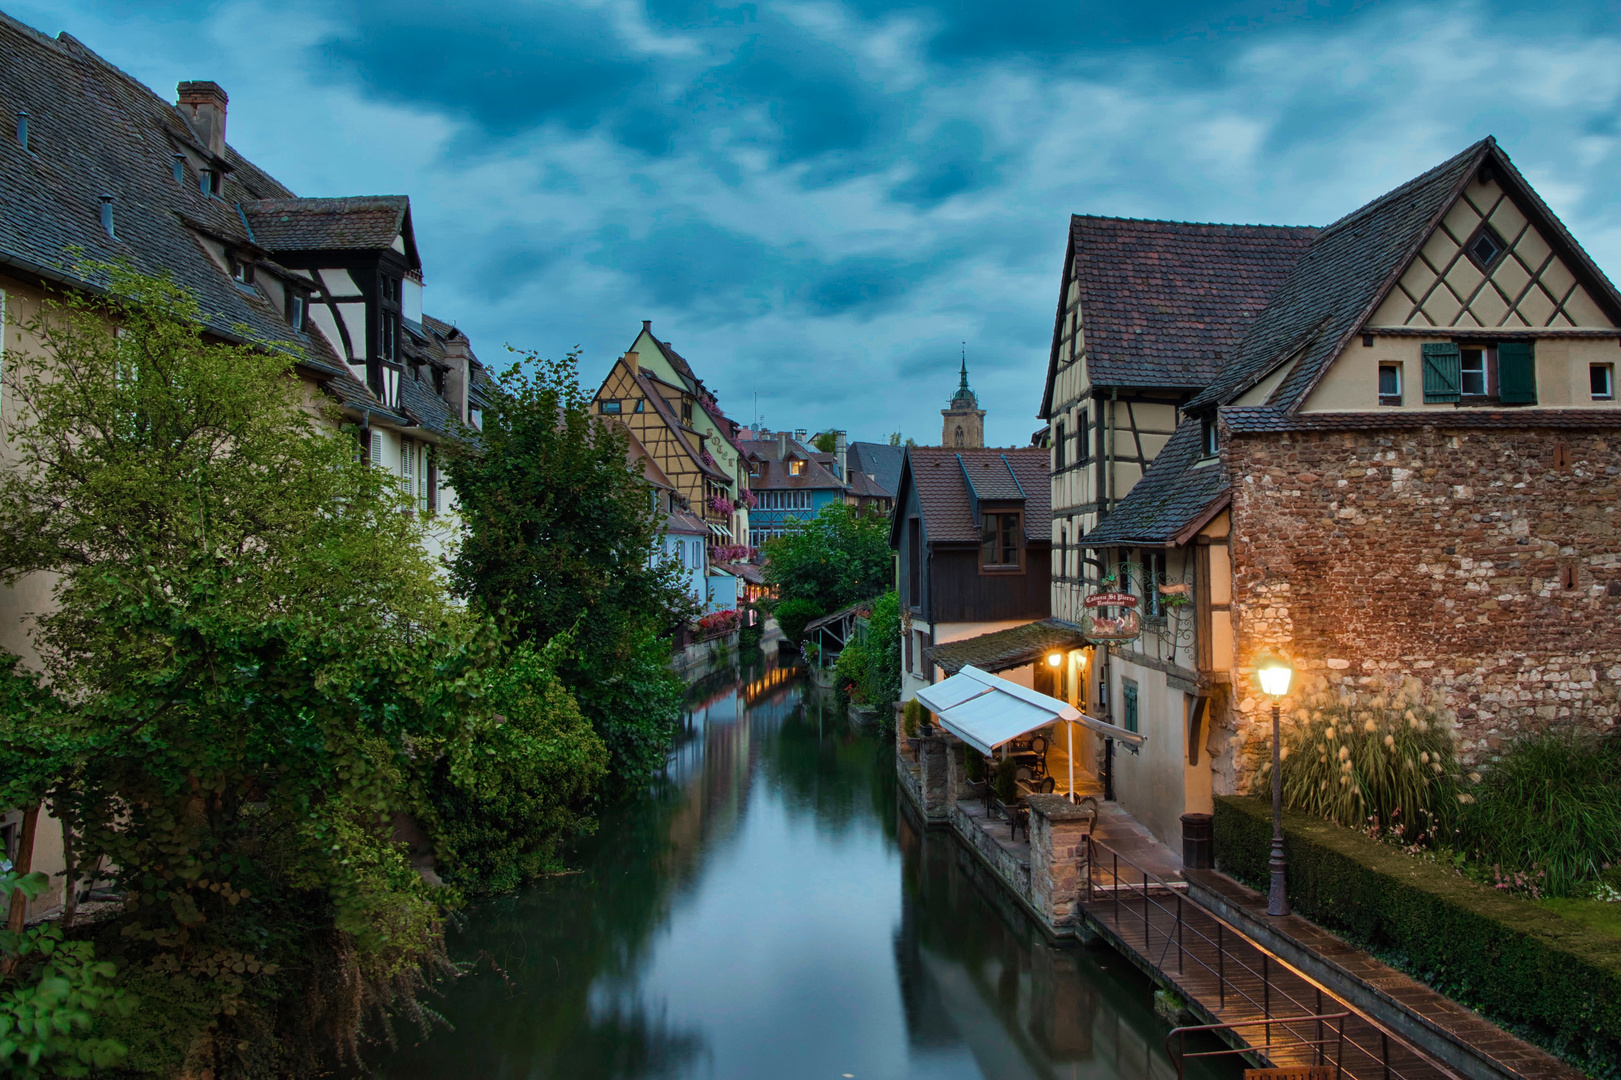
[
  {"left": 707, "top": 495, "right": 735, "bottom": 516},
  {"left": 738, "top": 489, "right": 758, "bottom": 509}
]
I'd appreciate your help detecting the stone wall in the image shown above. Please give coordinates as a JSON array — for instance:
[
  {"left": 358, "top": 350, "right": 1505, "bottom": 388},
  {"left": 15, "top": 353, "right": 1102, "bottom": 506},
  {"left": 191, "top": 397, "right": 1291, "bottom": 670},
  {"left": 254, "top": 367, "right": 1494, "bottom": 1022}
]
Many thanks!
[
  {"left": 1221, "top": 423, "right": 1621, "bottom": 790},
  {"left": 1027, "top": 795, "right": 1092, "bottom": 930}
]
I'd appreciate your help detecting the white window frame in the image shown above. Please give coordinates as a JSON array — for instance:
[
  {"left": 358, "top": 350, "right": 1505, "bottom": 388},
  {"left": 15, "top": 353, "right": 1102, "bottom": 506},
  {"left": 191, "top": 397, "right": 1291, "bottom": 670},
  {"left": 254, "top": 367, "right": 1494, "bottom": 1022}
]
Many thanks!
[{"left": 1592, "top": 364, "right": 1614, "bottom": 401}]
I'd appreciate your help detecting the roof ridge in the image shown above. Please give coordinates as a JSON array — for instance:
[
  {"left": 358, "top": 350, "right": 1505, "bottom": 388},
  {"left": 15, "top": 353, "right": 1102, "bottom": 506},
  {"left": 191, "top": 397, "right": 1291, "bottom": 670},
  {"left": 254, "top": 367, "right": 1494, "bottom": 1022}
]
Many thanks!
[{"left": 1072, "top": 213, "right": 1319, "bottom": 232}]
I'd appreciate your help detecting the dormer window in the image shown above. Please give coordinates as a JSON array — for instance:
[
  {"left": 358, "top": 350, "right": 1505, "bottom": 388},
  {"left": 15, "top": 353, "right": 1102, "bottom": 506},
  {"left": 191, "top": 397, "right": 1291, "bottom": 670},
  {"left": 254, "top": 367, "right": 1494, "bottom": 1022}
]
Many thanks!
[
  {"left": 230, "top": 255, "right": 253, "bottom": 285},
  {"left": 287, "top": 291, "right": 306, "bottom": 331},
  {"left": 788, "top": 459, "right": 805, "bottom": 476},
  {"left": 1200, "top": 417, "right": 1219, "bottom": 458},
  {"left": 198, "top": 169, "right": 222, "bottom": 197}
]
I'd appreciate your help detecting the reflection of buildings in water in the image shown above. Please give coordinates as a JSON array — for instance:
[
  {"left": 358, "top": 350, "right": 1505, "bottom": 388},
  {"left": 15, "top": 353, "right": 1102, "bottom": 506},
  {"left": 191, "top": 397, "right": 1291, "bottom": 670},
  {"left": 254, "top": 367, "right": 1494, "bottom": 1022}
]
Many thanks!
[{"left": 894, "top": 811, "right": 1182, "bottom": 1080}]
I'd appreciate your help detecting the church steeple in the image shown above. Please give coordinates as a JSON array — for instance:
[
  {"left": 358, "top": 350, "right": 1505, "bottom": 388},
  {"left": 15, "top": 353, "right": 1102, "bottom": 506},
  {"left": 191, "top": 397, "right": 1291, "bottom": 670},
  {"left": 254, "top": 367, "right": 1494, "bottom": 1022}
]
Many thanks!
[{"left": 941, "top": 344, "right": 986, "bottom": 448}]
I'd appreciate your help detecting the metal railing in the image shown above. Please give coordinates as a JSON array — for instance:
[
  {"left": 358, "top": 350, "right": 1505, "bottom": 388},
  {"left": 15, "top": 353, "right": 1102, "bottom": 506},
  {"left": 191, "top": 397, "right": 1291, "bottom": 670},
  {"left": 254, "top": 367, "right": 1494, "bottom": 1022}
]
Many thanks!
[
  {"left": 1084, "top": 835, "right": 1433, "bottom": 1080},
  {"left": 1166, "top": 1013, "right": 1347, "bottom": 1080}
]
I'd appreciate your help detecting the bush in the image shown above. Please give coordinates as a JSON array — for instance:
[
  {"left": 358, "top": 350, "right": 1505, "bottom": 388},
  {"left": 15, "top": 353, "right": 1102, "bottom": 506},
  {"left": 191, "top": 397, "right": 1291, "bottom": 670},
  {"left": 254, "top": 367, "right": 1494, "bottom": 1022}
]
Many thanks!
[
  {"left": 775, "top": 599, "right": 825, "bottom": 646},
  {"left": 862, "top": 592, "right": 902, "bottom": 711},
  {"left": 1266, "top": 677, "right": 1458, "bottom": 844},
  {"left": 1215, "top": 795, "right": 1621, "bottom": 1074},
  {"left": 963, "top": 747, "right": 986, "bottom": 784},
  {"left": 902, "top": 699, "right": 926, "bottom": 739},
  {"left": 834, "top": 642, "right": 872, "bottom": 702},
  {"left": 993, "top": 756, "right": 1020, "bottom": 805},
  {"left": 1454, "top": 732, "right": 1621, "bottom": 898}
]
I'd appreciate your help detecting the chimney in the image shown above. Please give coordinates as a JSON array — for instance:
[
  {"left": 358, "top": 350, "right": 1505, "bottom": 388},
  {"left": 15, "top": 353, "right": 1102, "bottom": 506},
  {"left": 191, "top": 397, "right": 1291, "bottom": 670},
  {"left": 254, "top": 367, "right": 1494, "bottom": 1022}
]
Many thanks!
[
  {"left": 794, "top": 428, "right": 807, "bottom": 443},
  {"left": 777, "top": 431, "right": 788, "bottom": 459},
  {"left": 642, "top": 319, "right": 652, "bottom": 332},
  {"left": 624, "top": 350, "right": 639, "bottom": 374},
  {"left": 834, "top": 430, "right": 847, "bottom": 481},
  {"left": 177, "top": 81, "right": 227, "bottom": 157},
  {"left": 441, "top": 333, "right": 472, "bottom": 422}
]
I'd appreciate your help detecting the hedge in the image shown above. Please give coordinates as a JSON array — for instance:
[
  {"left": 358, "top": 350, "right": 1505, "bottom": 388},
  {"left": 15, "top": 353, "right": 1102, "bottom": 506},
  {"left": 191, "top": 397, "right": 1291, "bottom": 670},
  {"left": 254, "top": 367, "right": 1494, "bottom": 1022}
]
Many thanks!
[{"left": 1215, "top": 795, "right": 1621, "bottom": 1075}]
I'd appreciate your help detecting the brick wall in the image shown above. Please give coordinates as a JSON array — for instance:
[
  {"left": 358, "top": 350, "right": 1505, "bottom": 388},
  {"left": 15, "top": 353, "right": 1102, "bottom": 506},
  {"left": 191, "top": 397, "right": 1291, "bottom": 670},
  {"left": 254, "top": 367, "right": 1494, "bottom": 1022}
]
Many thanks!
[{"left": 1218, "top": 423, "right": 1621, "bottom": 791}]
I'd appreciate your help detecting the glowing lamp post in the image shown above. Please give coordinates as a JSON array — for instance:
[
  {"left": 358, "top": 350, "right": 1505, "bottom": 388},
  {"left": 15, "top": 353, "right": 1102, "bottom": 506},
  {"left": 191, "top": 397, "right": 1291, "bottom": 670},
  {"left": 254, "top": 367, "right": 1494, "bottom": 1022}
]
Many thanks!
[{"left": 1255, "top": 650, "right": 1294, "bottom": 916}]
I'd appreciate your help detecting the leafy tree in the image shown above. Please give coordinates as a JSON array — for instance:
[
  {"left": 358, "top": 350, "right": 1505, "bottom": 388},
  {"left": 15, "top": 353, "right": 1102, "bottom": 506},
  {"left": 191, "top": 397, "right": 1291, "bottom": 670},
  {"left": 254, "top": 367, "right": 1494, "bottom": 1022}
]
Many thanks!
[
  {"left": 762, "top": 503, "right": 892, "bottom": 612},
  {"left": 773, "top": 599, "right": 824, "bottom": 646},
  {"left": 430, "top": 641, "right": 608, "bottom": 897},
  {"left": 811, "top": 430, "right": 837, "bottom": 454},
  {"left": 861, "top": 591, "right": 902, "bottom": 710},
  {"left": 439, "top": 349, "right": 697, "bottom": 784},
  {"left": 0, "top": 266, "right": 501, "bottom": 1075}
]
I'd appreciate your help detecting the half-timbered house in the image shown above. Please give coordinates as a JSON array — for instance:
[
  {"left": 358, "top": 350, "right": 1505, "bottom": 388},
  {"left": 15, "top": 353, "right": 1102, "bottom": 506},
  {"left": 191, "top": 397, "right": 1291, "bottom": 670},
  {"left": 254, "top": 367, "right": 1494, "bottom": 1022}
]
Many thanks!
[
  {"left": 739, "top": 430, "right": 851, "bottom": 546},
  {"left": 0, "top": 12, "right": 485, "bottom": 915},
  {"left": 1076, "top": 137, "right": 1621, "bottom": 845}
]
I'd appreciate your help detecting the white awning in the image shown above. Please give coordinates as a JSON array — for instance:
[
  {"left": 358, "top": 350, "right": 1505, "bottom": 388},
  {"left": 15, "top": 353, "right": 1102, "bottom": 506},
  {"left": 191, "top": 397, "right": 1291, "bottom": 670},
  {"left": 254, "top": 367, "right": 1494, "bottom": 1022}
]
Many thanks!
[
  {"left": 707, "top": 522, "right": 733, "bottom": 540},
  {"left": 916, "top": 664, "right": 1146, "bottom": 755}
]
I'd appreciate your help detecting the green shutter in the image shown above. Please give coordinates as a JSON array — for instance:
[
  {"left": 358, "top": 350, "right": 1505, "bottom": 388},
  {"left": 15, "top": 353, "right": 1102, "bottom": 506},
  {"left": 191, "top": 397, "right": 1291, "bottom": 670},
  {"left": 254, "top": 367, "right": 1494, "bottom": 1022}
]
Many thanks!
[
  {"left": 1422, "top": 343, "right": 1462, "bottom": 403},
  {"left": 1497, "top": 342, "right": 1537, "bottom": 404},
  {"left": 1123, "top": 680, "right": 1139, "bottom": 734}
]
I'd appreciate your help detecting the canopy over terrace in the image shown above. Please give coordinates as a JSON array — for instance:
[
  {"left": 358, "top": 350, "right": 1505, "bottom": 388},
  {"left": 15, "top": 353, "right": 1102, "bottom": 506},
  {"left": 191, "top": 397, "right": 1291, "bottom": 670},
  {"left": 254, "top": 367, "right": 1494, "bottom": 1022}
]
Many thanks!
[
  {"left": 924, "top": 618, "right": 1088, "bottom": 677},
  {"left": 917, "top": 666, "right": 1144, "bottom": 800}
]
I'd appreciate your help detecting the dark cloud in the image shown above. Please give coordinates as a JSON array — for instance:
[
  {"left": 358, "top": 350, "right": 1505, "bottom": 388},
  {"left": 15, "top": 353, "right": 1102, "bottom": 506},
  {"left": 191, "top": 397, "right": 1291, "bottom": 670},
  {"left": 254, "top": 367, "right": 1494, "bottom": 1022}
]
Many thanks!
[{"left": 891, "top": 119, "right": 1000, "bottom": 207}]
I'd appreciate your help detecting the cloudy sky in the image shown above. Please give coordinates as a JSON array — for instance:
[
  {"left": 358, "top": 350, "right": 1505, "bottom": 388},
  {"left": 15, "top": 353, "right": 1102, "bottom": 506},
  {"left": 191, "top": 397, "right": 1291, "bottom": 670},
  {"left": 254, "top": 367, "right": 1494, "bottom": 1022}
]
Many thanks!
[{"left": 13, "top": 0, "right": 1618, "bottom": 445}]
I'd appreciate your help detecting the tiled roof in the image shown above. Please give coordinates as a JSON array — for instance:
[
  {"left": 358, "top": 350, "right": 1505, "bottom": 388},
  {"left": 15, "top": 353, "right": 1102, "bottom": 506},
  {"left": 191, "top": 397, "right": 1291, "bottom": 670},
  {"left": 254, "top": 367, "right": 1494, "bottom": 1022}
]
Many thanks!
[
  {"left": 666, "top": 509, "right": 709, "bottom": 537},
  {"left": 635, "top": 369, "right": 731, "bottom": 484},
  {"left": 901, "top": 447, "right": 1049, "bottom": 544},
  {"left": 653, "top": 338, "right": 700, "bottom": 392},
  {"left": 242, "top": 196, "right": 411, "bottom": 256},
  {"left": 1080, "top": 419, "right": 1228, "bottom": 548},
  {"left": 959, "top": 453, "right": 1026, "bottom": 500},
  {"left": 1189, "top": 140, "right": 1492, "bottom": 414},
  {"left": 847, "top": 441, "right": 903, "bottom": 496},
  {"left": 0, "top": 11, "right": 469, "bottom": 437},
  {"left": 1043, "top": 217, "right": 1316, "bottom": 409},
  {"left": 925, "top": 619, "right": 1087, "bottom": 676},
  {"left": 738, "top": 436, "right": 846, "bottom": 491},
  {"left": 1221, "top": 406, "right": 1621, "bottom": 434},
  {"left": 0, "top": 15, "right": 328, "bottom": 358},
  {"left": 846, "top": 469, "right": 891, "bottom": 501}
]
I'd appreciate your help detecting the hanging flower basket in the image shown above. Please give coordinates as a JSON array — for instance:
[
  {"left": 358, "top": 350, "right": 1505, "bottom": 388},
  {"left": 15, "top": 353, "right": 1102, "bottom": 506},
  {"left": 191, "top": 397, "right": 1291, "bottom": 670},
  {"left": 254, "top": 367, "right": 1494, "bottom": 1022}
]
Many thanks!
[
  {"left": 707, "top": 495, "right": 735, "bottom": 516},
  {"left": 738, "top": 490, "right": 758, "bottom": 509}
]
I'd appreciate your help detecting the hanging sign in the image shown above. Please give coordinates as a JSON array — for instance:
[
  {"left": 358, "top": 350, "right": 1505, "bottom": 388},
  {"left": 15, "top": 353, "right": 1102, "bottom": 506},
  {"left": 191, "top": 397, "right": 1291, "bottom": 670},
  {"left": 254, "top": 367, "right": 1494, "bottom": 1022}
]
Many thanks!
[{"left": 1081, "top": 591, "right": 1141, "bottom": 644}]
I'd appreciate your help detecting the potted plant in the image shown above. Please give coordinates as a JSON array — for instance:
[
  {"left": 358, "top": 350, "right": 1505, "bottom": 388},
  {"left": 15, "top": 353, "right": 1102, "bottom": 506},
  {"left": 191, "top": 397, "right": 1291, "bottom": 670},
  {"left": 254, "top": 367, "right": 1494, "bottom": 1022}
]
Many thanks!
[
  {"left": 993, "top": 755, "right": 1030, "bottom": 839},
  {"left": 901, "top": 699, "right": 928, "bottom": 755}
]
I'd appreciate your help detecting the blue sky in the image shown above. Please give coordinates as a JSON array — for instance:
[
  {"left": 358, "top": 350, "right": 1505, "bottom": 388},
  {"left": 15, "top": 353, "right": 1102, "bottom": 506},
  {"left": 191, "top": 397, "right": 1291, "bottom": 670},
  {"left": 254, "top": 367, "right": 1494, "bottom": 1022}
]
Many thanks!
[{"left": 12, "top": 0, "right": 1619, "bottom": 445}]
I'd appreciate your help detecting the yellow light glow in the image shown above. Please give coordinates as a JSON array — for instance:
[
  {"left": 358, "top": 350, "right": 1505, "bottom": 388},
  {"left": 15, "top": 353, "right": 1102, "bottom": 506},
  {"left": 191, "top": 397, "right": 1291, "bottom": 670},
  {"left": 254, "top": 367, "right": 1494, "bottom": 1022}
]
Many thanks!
[
  {"left": 1046, "top": 652, "right": 1064, "bottom": 668},
  {"left": 1255, "top": 650, "right": 1293, "bottom": 698}
]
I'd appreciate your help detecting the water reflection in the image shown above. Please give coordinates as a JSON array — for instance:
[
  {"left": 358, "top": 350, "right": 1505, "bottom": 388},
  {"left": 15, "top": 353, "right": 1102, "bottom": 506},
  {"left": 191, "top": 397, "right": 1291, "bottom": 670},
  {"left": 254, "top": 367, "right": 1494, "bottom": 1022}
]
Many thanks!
[{"left": 374, "top": 652, "right": 1235, "bottom": 1080}]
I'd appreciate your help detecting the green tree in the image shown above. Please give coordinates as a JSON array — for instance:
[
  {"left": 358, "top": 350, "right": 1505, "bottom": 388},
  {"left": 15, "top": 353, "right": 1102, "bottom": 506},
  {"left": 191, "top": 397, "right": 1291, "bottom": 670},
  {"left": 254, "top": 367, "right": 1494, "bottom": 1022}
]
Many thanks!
[
  {"left": 439, "top": 350, "right": 696, "bottom": 784},
  {"left": 762, "top": 504, "right": 892, "bottom": 612},
  {"left": 811, "top": 430, "right": 837, "bottom": 454},
  {"left": 430, "top": 640, "right": 608, "bottom": 897},
  {"left": 0, "top": 266, "right": 502, "bottom": 1075}
]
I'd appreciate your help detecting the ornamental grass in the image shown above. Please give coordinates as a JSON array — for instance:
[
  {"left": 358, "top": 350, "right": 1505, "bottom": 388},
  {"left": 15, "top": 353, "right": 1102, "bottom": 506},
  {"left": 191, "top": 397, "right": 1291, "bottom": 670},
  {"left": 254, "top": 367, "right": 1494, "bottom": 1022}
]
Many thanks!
[{"left": 1264, "top": 677, "right": 1460, "bottom": 847}]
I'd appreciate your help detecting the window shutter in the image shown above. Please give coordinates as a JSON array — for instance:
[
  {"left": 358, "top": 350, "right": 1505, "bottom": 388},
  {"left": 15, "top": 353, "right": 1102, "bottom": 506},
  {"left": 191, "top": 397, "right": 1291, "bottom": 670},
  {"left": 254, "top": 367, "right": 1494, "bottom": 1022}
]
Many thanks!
[
  {"left": 1123, "top": 680, "right": 1139, "bottom": 734},
  {"left": 1421, "top": 343, "right": 1462, "bottom": 403},
  {"left": 370, "top": 431, "right": 383, "bottom": 465},
  {"left": 1497, "top": 342, "right": 1537, "bottom": 404}
]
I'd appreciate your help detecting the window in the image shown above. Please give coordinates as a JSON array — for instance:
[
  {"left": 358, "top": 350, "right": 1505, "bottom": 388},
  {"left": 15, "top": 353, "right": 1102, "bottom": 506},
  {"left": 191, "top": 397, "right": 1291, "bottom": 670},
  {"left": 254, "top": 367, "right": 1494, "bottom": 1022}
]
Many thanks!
[
  {"left": 1592, "top": 365, "right": 1614, "bottom": 401},
  {"left": 1379, "top": 363, "right": 1403, "bottom": 406},
  {"left": 1199, "top": 417, "right": 1218, "bottom": 458},
  {"left": 1459, "top": 346, "right": 1488, "bottom": 397},
  {"left": 907, "top": 518, "right": 921, "bottom": 607},
  {"left": 634, "top": 399, "right": 645, "bottom": 413},
  {"left": 1143, "top": 549, "right": 1165, "bottom": 618},
  {"left": 369, "top": 430, "right": 384, "bottom": 467},
  {"left": 681, "top": 399, "right": 693, "bottom": 423},
  {"left": 676, "top": 541, "right": 685, "bottom": 569},
  {"left": 599, "top": 399, "right": 622, "bottom": 414},
  {"left": 230, "top": 256, "right": 253, "bottom": 284},
  {"left": 1122, "top": 678, "right": 1139, "bottom": 734},
  {"left": 380, "top": 312, "right": 398, "bottom": 363},
  {"left": 980, "top": 512, "right": 1022, "bottom": 570},
  {"left": 419, "top": 446, "right": 434, "bottom": 512},
  {"left": 199, "top": 169, "right": 220, "bottom": 196},
  {"left": 287, "top": 291, "right": 306, "bottom": 331},
  {"left": 1053, "top": 420, "right": 1066, "bottom": 471},
  {"left": 470, "top": 406, "right": 483, "bottom": 431},
  {"left": 788, "top": 460, "right": 804, "bottom": 476},
  {"left": 1077, "top": 406, "right": 1091, "bottom": 463},
  {"left": 1465, "top": 225, "right": 1506, "bottom": 270},
  {"left": 954, "top": 425, "right": 964, "bottom": 447}
]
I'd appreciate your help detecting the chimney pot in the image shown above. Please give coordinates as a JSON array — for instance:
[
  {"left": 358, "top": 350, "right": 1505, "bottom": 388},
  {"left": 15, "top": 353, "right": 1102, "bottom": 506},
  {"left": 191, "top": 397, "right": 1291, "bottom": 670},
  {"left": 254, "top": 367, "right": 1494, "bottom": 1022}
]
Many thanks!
[{"left": 176, "top": 80, "right": 228, "bottom": 158}]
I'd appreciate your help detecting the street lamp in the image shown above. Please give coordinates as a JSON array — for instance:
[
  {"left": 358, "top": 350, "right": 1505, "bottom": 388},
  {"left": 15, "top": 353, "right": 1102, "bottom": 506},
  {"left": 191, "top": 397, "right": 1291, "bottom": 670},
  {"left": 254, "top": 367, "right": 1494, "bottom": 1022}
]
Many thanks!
[{"left": 1255, "top": 650, "right": 1294, "bottom": 916}]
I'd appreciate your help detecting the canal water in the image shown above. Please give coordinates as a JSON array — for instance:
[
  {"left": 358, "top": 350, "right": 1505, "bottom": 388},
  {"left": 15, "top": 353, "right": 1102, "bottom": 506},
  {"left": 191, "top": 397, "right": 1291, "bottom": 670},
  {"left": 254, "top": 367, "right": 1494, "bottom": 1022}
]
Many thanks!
[{"left": 376, "top": 652, "right": 1237, "bottom": 1080}]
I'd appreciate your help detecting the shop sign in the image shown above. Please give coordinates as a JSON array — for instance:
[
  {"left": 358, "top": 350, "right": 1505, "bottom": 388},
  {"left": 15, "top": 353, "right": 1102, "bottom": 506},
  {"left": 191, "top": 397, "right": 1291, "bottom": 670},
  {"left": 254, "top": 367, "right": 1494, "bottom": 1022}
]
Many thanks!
[{"left": 1081, "top": 590, "right": 1141, "bottom": 644}]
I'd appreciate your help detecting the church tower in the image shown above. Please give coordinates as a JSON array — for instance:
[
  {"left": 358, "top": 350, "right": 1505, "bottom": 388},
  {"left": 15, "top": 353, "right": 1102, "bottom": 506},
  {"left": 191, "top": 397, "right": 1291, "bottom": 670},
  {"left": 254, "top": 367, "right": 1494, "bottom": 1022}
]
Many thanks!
[{"left": 940, "top": 352, "right": 986, "bottom": 448}]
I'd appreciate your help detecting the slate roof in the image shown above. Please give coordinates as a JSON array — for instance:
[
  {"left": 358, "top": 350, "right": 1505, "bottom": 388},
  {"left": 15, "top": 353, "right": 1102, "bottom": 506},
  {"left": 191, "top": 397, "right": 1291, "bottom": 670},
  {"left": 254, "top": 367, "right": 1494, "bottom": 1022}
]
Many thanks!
[
  {"left": 242, "top": 196, "right": 413, "bottom": 257},
  {"left": 898, "top": 447, "right": 1050, "bottom": 544},
  {"left": 1042, "top": 217, "right": 1316, "bottom": 412},
  {"left": 925, "top": 619, "right": 1087, "bottom": 676},
  {"left": 1080, "top": 420, "right": 1229, "bottom": 547},
  {"left": 0, "top": 12, "right": 472, "bottom": 436},
  {"left": 653, "top": 338, "right": 700, "bottom": 392},
  {"left": 0, "top": 14, "right": 328, "bottom": 357},
  {"left": 1191, "top": 140, "right": 1535, "bottom": 414},
  {"left": 846, "top": 441, "right": 903, "bottom": 496},
  {"left": 846, "top": 468, "right": 891, "bottom": 502}
]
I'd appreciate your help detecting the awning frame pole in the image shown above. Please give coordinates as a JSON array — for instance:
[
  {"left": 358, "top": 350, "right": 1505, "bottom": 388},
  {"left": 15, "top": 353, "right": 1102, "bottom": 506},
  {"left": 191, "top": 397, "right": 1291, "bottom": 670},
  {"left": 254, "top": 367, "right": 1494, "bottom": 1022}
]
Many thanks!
[{"left": 1068, "top": 720, "right": 1075, "bottom": 803}]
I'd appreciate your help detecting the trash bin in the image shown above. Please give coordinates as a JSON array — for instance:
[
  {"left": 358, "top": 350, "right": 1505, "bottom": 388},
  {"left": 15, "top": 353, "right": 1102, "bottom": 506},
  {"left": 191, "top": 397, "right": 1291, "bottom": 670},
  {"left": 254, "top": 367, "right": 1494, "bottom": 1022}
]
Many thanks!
[{"left": 1181, "top": 812, "right": 1213, "bottom": 870}]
